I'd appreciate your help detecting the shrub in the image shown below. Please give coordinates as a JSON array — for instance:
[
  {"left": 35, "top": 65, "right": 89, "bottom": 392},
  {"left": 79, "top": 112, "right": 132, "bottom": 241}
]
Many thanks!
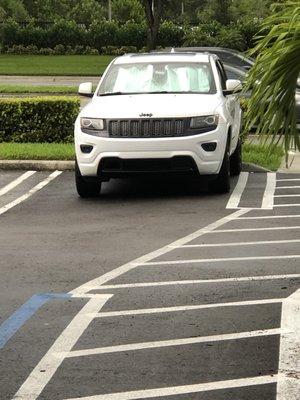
[
  {"left": 72, "top": 45, "right": 86, "bottom": 55},
  {"left": 183, "top": 26, "right": 216, "bottom": 47},
  {"left": 0, "top": 97, "right": 80, "bottom": 143},
  {"left": 38, "top": 48, "right": 54, "bottom": 55},
  {"left": 158, "top": 21, "right": 184, "bottom": 48},
  {"left": 46, "top": 20, "right": 86, "bottom": 48},
  {"left": 83, "top": 46, "right": 99, "bottom": 55},
  {"left": 236, "top": 19, "right": 261, "bottom": 49},
  {"left": 0, "top": 19, "right": 21, "bottom": 48},
  {"left": 118, "top": 21, "right": 147, "bottom": 48},
  {"left": 100, "top": 45, "right": 118, "bottom": 55},
  {"left": 53, "top": 44, "right": 65, "bottom": 55},
  {"left": 215, "top": 26, "right": 245, "bottom": 51},
  {"left": 89, "top": 20, "right": 119, "bottom": 50}
]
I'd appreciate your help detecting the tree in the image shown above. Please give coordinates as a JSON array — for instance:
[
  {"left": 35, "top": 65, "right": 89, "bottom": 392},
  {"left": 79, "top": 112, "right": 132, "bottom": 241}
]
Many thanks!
[
  {"left": 0, "top": 0, "right": 29, "bottom": 21},
  {"left": 197, "top": 0, "right": 232, "bottom": 25},
  {"left": 229, "top": 0, "right": 273, "bottom": 22},
  {"left": 112, "top": 0, "right": 145, "bottom": 24},
  {"left": 244, "top": 1, "right": 300, "bottom": 157},
  {"left": 140, "top": 0, "right": 163, "bottom": 50},
  {"left": 69, "top": 0, "right": 106, "bottom": 25}
]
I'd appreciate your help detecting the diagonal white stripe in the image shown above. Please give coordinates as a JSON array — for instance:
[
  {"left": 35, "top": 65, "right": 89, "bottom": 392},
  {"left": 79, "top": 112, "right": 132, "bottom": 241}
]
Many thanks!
[
  {"left": 95, "top": 274, "right": 300, "bottom": 290},
  {"left": 64, "top": 375, "right": 278, "bottom": 400},
  {"left": 0, "top": 171, "right": 62, "bottom": 216},
  {"left": 70, "top": 209, "right": 249, "bottom": 295},
  {"left": 237, "top": 215, "right": 300, "bottom": 219},
  {"left": 211, "top": 226, "right": 300, "bottom": 233},
  {"left": 92, "top": 298, "right": 284, "bottom": 318},
  {"left": 262, "top": 172, "right": 276, "bottom": 209},
  {"left": 144, "top": 255, "right": 300, "bottom": 266},
  {"left": 226, "top": 172, "right": 249, "bottom": 209},
  {"left": 0, "top": 170, "right": 36, "bottom": 197},
  {"left": 274, "top": 204, "right": 300, "bottom": 207},
  {"left": 180, "top": 239, "right": 300, "bottom": 247},
  {"left": 61, "top": 328, "right": 283, "bottom": 358}
]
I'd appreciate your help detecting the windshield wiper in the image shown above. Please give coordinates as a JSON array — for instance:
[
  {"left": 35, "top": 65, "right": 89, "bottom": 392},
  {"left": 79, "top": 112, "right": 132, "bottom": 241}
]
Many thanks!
[
  {"left": 146, "top": 91, "right": 174, "bottom": 94},
  {"left": 99, "top": 92, "right": 127, "bottom": 96}
]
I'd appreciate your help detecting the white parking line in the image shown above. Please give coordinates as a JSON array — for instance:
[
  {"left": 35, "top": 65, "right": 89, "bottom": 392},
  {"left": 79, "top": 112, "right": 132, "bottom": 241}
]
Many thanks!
[
  {"left": 274, "top": 204, "right": 300, "bottom": 207},
  {"left": 12, "top": 295, "right": 113, "bottom": 400},
  {"left": 0, "top": 171, "right": 62, "bottom": 216},
  {"left": 60, "top": 328, "right": 283, "bottom": 359},
  {"left": 70, "top": 209, "right": 249, "bottom": 295},
  {"left": 145, "top": 255, "right": 300, "bottom": 266},
  {"left": 275, "top": 186, "right": 300, "bottom": 189},
  {"left": 277, "top": 179, "right": 300, "bottom": 182},
  {"left": 209, "top": 226, "right": 300, "bottom": 233},
  {"left": 64, "top": 375, "right": 278, "bottom": 400},
  {"left": 92, "top": 298, "right": 284, "bottom": 318},
  {"left": 277, "top": 289, "right": 300, "bottom": 400},
  {"left": 237, "top": 215, "right": 300, "bottom": 219},
  {"left": 0, "top": 171, "right": 36, "bottom": 197},
  {"left": 95, "top": 275, "right": 300, "bottom": 290},
  {"left": 12, "top": 209, "right": 249, "bottom": 400},
  {"left": 180, "top": 239, "right": 300, "bottom": 247},
  {"left": 262, "top": 172, "right": 276, "bottom": 209},
  {"left": 226, "top": 172, "right": 248, "bottom": 209},
  {"left": 275, "top": 195, "right": 300, "bottom": 198}
]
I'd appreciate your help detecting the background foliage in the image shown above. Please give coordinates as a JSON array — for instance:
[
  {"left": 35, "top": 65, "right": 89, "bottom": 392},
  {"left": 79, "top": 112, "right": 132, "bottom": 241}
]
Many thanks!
[{"left": 0, "top": 0, "right": 272, "bottom": 53}]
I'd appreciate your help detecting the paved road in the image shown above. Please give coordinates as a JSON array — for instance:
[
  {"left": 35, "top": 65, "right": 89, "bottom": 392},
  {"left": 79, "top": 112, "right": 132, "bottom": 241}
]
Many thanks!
[
  {"left": 0, "top": 76, "right": 100, "bottom": 86},
  {"left": 0, "top": 171, "right": 299, "bottom": 400}
]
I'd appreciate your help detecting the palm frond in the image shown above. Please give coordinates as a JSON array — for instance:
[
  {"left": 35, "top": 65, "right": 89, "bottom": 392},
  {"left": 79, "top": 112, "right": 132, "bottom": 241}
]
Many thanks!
[{"left": 243, "top": 1, "right": 300, "bottom": 159}]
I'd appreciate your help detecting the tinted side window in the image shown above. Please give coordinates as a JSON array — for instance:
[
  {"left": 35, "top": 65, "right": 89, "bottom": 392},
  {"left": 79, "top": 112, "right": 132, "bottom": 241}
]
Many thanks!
[{"left": 216, "top": 60, "right": 227, "bottom": 90}]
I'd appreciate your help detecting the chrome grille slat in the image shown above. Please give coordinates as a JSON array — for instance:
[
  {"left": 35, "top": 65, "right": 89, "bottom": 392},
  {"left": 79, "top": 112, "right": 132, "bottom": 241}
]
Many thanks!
[{"left": 108, "top": 118, "right": 187, "bottom": 138}]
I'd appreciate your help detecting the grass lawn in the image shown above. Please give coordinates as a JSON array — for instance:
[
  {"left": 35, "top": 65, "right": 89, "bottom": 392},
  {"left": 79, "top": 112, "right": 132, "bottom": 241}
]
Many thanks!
[
  {"left": 0, "top": 143, "right": 75, "bottom": 160},
  {"left": 0, "top": 84, "right": 78, "bottom": 94},
  {"left": 242, "top": 142, "right": 284, "bottom": 171},
  {"left": 0, "top": 55, "right": 113, "bottom": 76},
  {"left": 0, "top": 142, "right": 284, "bottom": 171}
]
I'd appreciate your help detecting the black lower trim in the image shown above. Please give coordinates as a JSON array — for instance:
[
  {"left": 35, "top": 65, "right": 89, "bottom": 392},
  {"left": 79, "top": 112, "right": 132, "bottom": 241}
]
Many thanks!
[{"left": 97, "top": 156, "right": 199, "bottom": 178}]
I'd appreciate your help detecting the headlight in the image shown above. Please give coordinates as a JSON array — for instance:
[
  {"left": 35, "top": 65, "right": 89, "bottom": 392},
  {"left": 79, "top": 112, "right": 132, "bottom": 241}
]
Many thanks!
[
  {"left": 190, "top": 115, "right": 219, "bottom": 129},
  {"left": 80, "top": 118, "right": 104, "bottom": 135}
]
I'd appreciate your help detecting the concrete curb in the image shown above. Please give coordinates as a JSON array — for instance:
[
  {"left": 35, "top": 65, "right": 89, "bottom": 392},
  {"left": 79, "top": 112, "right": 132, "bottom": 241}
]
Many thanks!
[
  {"left": 0, "top": 159, "right": 270, "bottom": 173},
  {"left": 0, "top": 160, "right": 75, "bottom": 171},
  {"left": 278, "top": 151, "right": 300, "bottom": 173},
  {"left": 242, "top": 162, "right": 271, "bottom": 173}
]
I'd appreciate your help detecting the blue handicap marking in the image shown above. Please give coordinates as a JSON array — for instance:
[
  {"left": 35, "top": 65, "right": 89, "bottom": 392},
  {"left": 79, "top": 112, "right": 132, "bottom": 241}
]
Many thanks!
[{"left": 0, "top": 292, "right": 72, "bottom": 349}]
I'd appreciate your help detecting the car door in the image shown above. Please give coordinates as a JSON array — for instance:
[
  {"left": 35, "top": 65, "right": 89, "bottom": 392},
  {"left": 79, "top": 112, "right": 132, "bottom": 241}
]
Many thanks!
[{"left": 216, "top": 60, "right": 241, "bottom": 154}]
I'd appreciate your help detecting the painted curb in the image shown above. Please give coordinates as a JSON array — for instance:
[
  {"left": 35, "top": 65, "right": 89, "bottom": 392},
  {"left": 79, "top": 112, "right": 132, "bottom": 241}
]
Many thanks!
[{"left": 0, "top": 160, "right": 75, "bottom": 171}]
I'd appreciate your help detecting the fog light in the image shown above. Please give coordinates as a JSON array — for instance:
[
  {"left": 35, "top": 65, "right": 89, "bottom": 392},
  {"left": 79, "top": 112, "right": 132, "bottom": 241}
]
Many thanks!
[
  {"left": 80, "top": 145, "right": 93, "bottom": 154},
  {"left": 202, "top": 142, "right": 217, "bottom": 152}
]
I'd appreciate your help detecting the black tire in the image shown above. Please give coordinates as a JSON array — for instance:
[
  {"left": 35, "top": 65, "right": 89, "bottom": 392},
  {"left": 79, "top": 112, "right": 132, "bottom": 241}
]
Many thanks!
[
  {"left": 209, "top": 147, "right": 230, "bottom": 194},
  {"left": 75, "top": 160, "right": 101, "bottom": 198},
  {"left": 230, "top": 139, "right": 242, "bottom": 176}
]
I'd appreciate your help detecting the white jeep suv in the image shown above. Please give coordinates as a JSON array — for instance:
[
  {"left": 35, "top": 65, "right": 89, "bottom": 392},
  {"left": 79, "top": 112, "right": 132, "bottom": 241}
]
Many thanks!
[{"left": 75, "top": 52, "right": 242, "bottom": 197}]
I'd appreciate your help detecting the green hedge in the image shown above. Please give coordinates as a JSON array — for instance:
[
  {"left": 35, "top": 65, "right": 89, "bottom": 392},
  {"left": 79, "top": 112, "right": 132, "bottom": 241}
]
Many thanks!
[
  {"left": 0, "top": 97, "right": 80, "bottom": 143},
  {"left": 0, "top": 19, "right": 261, "bottom": 53}
]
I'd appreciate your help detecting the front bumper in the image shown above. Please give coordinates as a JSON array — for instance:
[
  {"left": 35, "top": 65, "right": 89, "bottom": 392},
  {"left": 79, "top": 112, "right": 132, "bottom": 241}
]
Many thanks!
[{"left": 74, "top": 122, "right": 228, "bottom": 177}]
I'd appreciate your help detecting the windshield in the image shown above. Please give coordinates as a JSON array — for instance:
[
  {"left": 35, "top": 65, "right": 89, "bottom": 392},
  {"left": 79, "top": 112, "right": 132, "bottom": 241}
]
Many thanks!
[{"left": 98, "top": 62, "right": 216, "bottom": 95}]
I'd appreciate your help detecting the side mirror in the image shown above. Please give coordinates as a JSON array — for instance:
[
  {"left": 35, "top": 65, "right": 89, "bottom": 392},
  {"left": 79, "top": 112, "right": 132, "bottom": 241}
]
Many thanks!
[
  {"left": 224, "top": 79, "right": 242, "bottom": 95},
  {"left": 78, "top": 82, "right": 93, "bottom": 98},
  {"left": 297, "top": 77, "right": 300, "bottom": 89}
]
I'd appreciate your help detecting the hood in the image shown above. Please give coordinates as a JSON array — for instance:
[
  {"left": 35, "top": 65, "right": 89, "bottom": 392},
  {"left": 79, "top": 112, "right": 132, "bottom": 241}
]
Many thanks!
[{"left": 80, "top": 93, "right": 221, "bottom": 119}]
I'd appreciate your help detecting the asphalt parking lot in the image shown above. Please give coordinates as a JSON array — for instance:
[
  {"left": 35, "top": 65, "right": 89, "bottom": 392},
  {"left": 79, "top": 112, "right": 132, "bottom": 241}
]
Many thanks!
[{"left": 0, "top": 170, "right": 299, "bottom": 400}]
